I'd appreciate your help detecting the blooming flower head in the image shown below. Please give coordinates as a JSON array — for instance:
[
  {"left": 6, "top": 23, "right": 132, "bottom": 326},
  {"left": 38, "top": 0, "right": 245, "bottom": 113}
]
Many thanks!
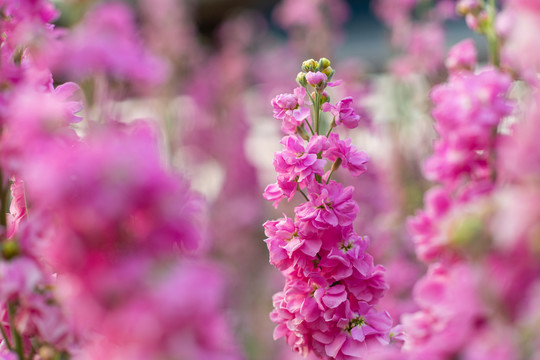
[
  {"left": 323, "top": 97, "right": 361, "bottom": 129},
  {"left": 295, "top": 181, "right": 358, "bottom": 230},
  {"left": 272, "top": 87, "right": 311, "bottom": 134},
  {"left": 274, "top": 135, "right": 328, "bottom": 187},
  {"left": 324, "top": 133, "right": 369, "bottom": 177}
]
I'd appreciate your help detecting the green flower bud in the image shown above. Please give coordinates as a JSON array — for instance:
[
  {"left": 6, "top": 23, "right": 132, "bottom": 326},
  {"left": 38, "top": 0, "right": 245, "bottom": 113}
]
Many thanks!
[
  {"left": 320, "top": 91, "right": 330, "bottom": 105},
  {"left": 296, "top": 72, "right": 307, "bottom": 87},
  {"left": 318, "top": 58, "right": 331, "bottom": 70},
  {"left": 301, "top": 59, "right": 319, "bottom": 72},
  {"left": 322, "top": 66, "right": 335, "bottom": 80},
  {"left": 2, "top": 239, "right": 20, "bottom": 260}
]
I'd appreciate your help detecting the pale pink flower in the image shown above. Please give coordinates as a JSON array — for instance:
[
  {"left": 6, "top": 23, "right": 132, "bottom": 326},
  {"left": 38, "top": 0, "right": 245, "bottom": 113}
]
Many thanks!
[
  {"left": 306, "top": 71, "right": 327, "bottom": 86},
  {"left": 272, "top": 87, "right": 311, "bottom": 134}
]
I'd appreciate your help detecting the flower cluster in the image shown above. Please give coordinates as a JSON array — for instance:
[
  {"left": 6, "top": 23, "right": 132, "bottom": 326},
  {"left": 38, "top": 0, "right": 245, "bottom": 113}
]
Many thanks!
[
  {"left": 264, "top": 58, "right": 394, "bottom": 359},
  {"left": 0, "top": 1, "right": 242, "bottom": 359},
  {"left": 395, "top": 2, "right": 540, "bottom": 359},
  {"left": 411, "top": 45, "right": 513, "bottom": 262}
]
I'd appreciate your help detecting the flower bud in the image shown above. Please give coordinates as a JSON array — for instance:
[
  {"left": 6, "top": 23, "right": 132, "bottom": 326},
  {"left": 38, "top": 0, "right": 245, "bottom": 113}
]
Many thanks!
[
  {"left": 331, "top": 157, "right": 342, "bottom": 172},
  {"left": 456, "top": 0, "right": 482, "bottom": 16},
  {"left": 320, "top": 91, "right": 330, "bottom": 105},
  {"left": 38, "top": 346, "right": 56, "bottom": 360},
  {"left": 318, "top": 58, "right": 331, "bottom": 70},
  {"left": 302, "top": 59, "right": 319, "bottom": 72},
  {"left": 2, "top": 239, "right": 20, "bottom": 260},
  {"left": 296, "top": 125, "right": 310, "bottom": 141},
  {"left": 296, "top": 72, "right": 307, "bottom": 86},
  {"left": 322, "top": 66, "right": 335, "bottom": 80}
]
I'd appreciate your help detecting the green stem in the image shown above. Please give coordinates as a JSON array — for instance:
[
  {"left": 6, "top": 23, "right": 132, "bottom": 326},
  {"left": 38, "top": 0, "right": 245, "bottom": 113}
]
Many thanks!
[
  {"left": 8, "top": 303, "right": 24, "bottom": 360},
  {"left": 297, "top": 188, "right": 309, "bottom": 202},
  {"left": 304, "top": 118, "right": 315, "bottom": 136},
  {"left": 0, "top": 320, "right": 12, "bottom": 351},
  {"left": 314, "top": 93, "right": 321, "bottom": 134},
  {"left": 489, "top": 127, "right": 498, "bottom": 182},
  {"left": 305, "top": 87, "right": 316, "bottom": 106},
  {"left": 326, "top": 158, "right": 342, "bottom": 184},
  {"left": 325, "top": 118, "right": 335, "bottom": 137},
  {"left": 486, "top": 0, "right": 500, "bottom": 67},
  {"left": 326, "top": 169, "right": 335, "bottom": 184},
  {"left": 0, "top": 172, "right": 7, "bottom": 229}
]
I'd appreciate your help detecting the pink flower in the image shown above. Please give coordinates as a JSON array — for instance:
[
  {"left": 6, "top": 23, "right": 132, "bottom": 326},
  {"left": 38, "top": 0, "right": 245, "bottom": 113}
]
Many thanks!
[
  {"left": 426, "top": 69, "right": 513, "bottom": 185},
  {"left": 322, "top": 97, "right": 361, "bottom": 129},
  {"left": 7, "top": 179, "right": 27, "bottom": 238},
  {"left": 445, "top": 39, "right": 477, "bottom": 73},
  {"left": 53, "top": 82, "right": 84, "bottom": 123},
  {"left": 319, "top": 230, "right": 373, "bottom": 281},
  {"left": 264, "top": 216, "right": 322, "bottom": 271},
  {"left": 50, "top": 2, "right": 167, "bottom": 87},
  {"left": 273, "top": 135, "right": 328, "bottom": 187},
  {"left": 324, "top": 133, "right": 369, "bottom": 177},
  {"left": 263, "top": 183, "right": 288, "bottom": 208},
  {"left": 23, "top": 123, "right": 207, "bottom": 279},
  {"left": 272, "top": 87, "right": 311, "bottom": 134},
  {"left": 295, "top": 181, "right": 358, "bottom": 230},
  {"left": 306, "top": 71, "right": 328, "bottom": 86}
]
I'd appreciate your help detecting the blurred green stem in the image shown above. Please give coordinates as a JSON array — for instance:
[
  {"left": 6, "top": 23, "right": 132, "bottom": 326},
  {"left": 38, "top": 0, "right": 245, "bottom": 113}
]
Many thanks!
[
  {"left": 486, "top": 0, "right": 500, "bottom": 67},
  {"left": 8, "top": 302, "right": 24, "bottom": 360}
]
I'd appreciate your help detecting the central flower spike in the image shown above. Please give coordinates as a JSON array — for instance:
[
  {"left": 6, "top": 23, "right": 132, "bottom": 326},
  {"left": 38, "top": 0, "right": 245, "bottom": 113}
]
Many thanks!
[{"left": 263, "top": 58, "right": 394, "bottom": 359}]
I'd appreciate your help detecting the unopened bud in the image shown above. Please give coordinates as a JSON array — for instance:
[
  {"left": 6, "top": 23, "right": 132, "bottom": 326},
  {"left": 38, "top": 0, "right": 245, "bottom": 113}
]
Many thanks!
[
  {"left": 296, "top": 72, "right": 307, "bottom": 86},
  {"left": 296, "top": 126, "right": 309, "bottom": 141},
  {"left": 320, "top": 91, "right": 329, "bottom": 105},
  {"left": 331, "top": 158, "right": 342, "bottom": 172},
  {"left": 2, "top": 239, "right": 20, "bottom": 260},
  {"left": 322, "top": 66, "right": 335, "bottom": 80},
  {"left": 318, "top": 58, "right": 331, "bottom": 70},
  {"left": 302, "top": 59, "right": 319, "bottom": 72},
  {"left": 466, "top": 11, "right": 489, "bottom": 33},
  {"left": 38, "top": 346, "right": 56, "bottom": 360},
  {"left": 456, "top": 0, "right": 482, "bottom": 16}
]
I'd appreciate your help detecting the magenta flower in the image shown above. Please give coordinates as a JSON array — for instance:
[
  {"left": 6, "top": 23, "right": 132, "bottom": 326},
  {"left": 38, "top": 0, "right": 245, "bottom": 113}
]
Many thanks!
[
  {"left": 274, "top": 135, "right": 328, "bottom": 187},
  {"left": 295, "top": 181, "right": 358, "bottom": 230},
  {"left": 324, "top": 133, "right": 369, "bottom": 177},
  {"left": 426, "top": 68, "right": 513, "bottom": 185},
  {"left": 322, "top": 97, "right": 361, "bottom": 129},
  {"left": 445, "top": 38, "right": 477, "bottom": 73},
  {"left": 265, "top": 59, "right": 392, "bottom": 359}
]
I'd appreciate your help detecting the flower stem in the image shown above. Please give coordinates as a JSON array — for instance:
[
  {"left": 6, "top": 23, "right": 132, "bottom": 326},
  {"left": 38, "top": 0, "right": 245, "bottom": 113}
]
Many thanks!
[
  {"left": 0, "top": 319, "right": 12, "bottom": 351},
  {"left": 486, "top": 0, "right": 500, "bottom": 67},
  {"left": 304, "top": 119, "right": 315, "bottom": 136},
  {"left": 325, "top": 118, "right": 335, "bottom": 137},
  {"left": 297, "top": 188, "right": 309, "bottom": 202},
  {"left": 0, "top": 171, "right": 8, "bottom": 229},
  {"left": 314, "top": 93, "right": 321, "bottom": 134},
  {"left": 8, "top": 302, "right": 24, "bottom": 360},
  {"left": 326, "top": 158, "right": 342, "bottom": 184}
]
